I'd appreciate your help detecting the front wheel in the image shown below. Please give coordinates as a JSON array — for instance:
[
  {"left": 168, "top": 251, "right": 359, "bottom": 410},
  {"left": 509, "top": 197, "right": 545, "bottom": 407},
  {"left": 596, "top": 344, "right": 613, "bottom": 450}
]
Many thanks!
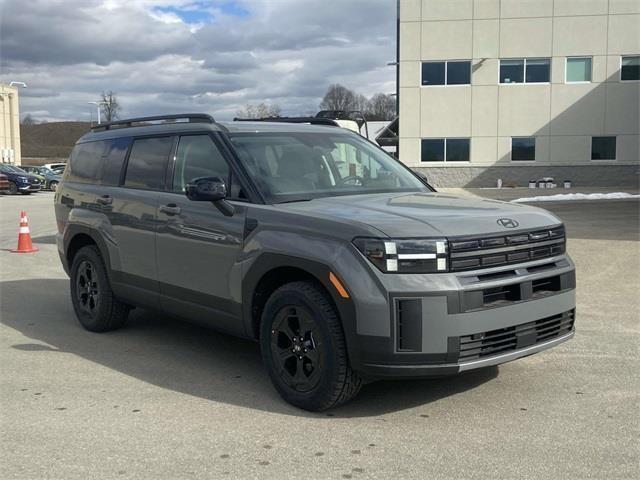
[
  {"left": 8, "top": 182, "right": 18, "bottom": 195},
  {"left": 260, "top": 281, "right": 362, "bottom": 411},
  {"left": 49, "top": 181, "right": 58, "bottom": 192}
]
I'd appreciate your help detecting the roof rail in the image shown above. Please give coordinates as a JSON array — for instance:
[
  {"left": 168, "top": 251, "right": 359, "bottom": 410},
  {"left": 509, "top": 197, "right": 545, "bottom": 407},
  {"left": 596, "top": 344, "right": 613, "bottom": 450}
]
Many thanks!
[
  {"left": 91, "top": 113, "right": 215, "bottom": 131},
  {"left": 233, "top": 116, "right": 339, "bottom": 127}
]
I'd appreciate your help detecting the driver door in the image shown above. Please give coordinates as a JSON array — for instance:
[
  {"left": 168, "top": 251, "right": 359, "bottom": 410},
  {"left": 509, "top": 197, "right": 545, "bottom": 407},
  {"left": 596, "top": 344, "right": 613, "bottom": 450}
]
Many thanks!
[{"left": 155, "top": 134, "right": 247, "bottom": 335}]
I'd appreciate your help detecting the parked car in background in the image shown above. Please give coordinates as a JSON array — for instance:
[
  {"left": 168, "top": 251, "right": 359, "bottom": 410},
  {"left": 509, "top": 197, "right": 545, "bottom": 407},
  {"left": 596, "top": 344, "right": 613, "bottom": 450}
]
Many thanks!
[
  {"left": 20, "top": 165, "right": 62, "bottom": 191},
  {"left": 0, "top": 173, "right": 10, "bottom": 194},
  {"left": 0, "top": 164, "right": 43, "bottom": 194},
  {"left": 44, "top": 162, "right": 66, "bottom": 171},
  {"left": 51, "top": 165, "right": 66, "bottom": 175}
]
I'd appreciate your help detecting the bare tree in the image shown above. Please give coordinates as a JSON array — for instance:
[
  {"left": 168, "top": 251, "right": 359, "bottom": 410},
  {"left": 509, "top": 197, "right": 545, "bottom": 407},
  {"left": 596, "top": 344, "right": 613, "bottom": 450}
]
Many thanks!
[
  {"left": 100, "top": 91, "right": 121, "bottom": 122},
  {"left": 366, "top": 93, "right": 396, "bottom": 121},
  {"left": 21, "top": 114, "right": 36, "bottom": 125},
  {"left": 319, "top": 84, "right": 356, "bottom": 111},
  {"left": 353, "top": 93, "right": 369, "bottom": 113},
  {"left": 236, "top": 102, "right": 281, "bottom": 119}
]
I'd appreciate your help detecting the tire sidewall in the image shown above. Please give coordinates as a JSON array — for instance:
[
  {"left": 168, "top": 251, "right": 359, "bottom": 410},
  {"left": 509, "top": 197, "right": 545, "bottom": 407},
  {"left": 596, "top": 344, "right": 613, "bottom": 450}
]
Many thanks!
[{"left": 260, "top": 285, "right": 343, "bottom": 410}]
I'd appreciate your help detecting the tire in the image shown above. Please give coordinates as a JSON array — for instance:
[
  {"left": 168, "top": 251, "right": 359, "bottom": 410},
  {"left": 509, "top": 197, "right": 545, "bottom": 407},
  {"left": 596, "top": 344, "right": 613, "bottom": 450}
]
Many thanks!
[
  {"left": 260, "top": 281, "right": 362, "bottom": 411},
  {"left": 70, "top": 245, "right": 129, "bottom": 332},
  {"left": 49, "top": 181, "right": 58, "bottom": 192},
  {"left": 8, "top": 181, "right": 18, "bottom": 195}
]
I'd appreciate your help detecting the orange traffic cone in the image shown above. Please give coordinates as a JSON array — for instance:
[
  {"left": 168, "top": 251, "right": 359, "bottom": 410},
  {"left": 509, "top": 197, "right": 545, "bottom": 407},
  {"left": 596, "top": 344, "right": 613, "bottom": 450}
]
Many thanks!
[{"left": 11, "top": 211, "right": 39, "bottom": 254}]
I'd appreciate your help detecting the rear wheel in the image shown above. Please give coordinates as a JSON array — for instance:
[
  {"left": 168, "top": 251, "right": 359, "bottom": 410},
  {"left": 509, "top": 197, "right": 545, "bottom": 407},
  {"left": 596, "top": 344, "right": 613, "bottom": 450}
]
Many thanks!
[
  {"left": 8, "top": 182, "right": 18, "bottom": 195},
  {"left": 260, "top": 281, "right": 362, "bottom": 411},
  {"left": 49, "top": 181, "right": 59, "bottom": 192},
  {"left": 70, "top": 245, "right": 129, "bottom": 332}
]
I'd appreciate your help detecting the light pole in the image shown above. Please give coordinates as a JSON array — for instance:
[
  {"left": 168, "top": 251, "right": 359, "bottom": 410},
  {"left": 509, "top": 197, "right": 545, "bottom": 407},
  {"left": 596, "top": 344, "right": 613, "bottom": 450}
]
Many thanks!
[{"left": 88, "top": 101, "right": 108, "bottom": 125}]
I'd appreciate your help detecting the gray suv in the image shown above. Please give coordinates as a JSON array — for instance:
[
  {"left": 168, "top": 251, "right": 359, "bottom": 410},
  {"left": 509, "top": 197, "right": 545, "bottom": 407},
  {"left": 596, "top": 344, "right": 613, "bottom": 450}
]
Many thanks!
[{"left": 55, "top": 114, "right": 576, "bottom": 411}]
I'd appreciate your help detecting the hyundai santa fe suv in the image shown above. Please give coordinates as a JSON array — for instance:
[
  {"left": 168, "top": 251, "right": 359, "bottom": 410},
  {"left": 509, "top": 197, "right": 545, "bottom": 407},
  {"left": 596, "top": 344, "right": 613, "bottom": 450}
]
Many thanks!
[{"left": 55, "top": 114, "right": 576, "bottom": 411}]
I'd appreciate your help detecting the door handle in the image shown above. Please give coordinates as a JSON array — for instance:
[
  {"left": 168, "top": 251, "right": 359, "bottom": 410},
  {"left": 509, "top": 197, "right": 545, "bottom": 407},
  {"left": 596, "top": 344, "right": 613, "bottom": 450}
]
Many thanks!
[
  {"left": 160, "top": 204, "right": 181, "bottom": 216},
  {"left": 96, "top": 195, "right": 112, "bottom": 205}
]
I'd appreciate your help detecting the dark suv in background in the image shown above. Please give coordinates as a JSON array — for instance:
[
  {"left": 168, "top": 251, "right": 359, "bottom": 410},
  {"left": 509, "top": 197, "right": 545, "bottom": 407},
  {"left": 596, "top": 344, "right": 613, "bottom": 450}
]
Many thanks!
[
  {"left": 55, "top": 114, "right": 576, "bottom": 411},
  {"left": 0, "top": 164, "right": 43, "bottom": 194}
]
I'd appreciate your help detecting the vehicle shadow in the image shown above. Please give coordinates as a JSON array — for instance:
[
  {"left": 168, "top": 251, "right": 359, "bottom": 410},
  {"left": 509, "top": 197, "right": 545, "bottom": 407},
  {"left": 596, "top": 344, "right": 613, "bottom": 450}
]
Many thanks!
[{"left": 0, "top": 278, "right": 498, "bottom": 418}]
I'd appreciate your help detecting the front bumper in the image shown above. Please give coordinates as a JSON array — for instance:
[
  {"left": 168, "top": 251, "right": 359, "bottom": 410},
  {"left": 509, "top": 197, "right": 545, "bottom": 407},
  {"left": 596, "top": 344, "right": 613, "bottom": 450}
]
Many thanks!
[
  {"left": 344, "top": 254, "right": 576, "bottom": 378},
  {"left": 19, "top": 183, "right": 41, "bottom": 192}
]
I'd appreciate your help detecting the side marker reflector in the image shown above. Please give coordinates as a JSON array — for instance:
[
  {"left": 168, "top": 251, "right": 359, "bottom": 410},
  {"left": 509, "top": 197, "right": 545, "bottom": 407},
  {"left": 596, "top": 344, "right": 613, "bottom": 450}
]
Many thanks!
[{"left": 329, "top": 272, "right": 350, "bottom": 299}]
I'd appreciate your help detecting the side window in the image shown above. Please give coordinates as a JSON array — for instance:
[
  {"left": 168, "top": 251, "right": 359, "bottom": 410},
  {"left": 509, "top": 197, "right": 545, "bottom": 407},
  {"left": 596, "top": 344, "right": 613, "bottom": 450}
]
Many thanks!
[
  {"left": 67, "top": 141, "right": 107, "bottom": 183},
  {"left": 172, "top": 135, "right": 229, "bottom": 193},
  {"left": 124, "top": 136, "right": 173, "bottom": 190},
  {"left": 102, "top": 137, "right": 131, "bottom": 186}
]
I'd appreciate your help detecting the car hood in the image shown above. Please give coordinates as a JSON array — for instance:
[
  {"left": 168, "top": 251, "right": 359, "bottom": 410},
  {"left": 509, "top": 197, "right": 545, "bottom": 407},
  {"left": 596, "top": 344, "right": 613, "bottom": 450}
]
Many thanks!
[{"left": 279, "top": 192, "right": 562, "bottom": 237}]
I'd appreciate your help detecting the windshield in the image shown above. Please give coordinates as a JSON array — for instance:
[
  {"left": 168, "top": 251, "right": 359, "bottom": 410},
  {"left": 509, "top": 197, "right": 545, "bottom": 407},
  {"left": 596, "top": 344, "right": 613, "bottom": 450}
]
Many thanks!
[
  {"left": 229, "top": 131, "right": 428, "bottom": 203},
  {"left": 0, "top": 165, "right": 27, "bottom": 174}
]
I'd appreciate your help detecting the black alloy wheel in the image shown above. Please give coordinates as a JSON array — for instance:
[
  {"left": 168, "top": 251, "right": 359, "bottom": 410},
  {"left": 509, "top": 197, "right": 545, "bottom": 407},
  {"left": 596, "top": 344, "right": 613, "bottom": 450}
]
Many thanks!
[
  {"left": 75, "top": 260, "right": 100, "bottom": 318},
  {"left": 270, "top": 305, "right": 323, "bottom": 393}
]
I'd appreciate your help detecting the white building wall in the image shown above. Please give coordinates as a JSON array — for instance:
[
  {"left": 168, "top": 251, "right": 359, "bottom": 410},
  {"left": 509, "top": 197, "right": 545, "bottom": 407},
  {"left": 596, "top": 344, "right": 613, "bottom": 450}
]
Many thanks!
[
  {"left": 0, "top": 84, "right": 22, "bottom": 166},
  {"left": 399, "top": 0, "right": 640, "bottom": 186}
]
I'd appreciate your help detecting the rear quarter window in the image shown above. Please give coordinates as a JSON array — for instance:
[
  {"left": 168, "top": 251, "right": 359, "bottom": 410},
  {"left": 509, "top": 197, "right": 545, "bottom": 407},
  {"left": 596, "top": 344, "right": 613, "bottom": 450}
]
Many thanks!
[
  {"left": 102, "top": 137, "right": 131, "bottom": 186},
  {"left": 67, "top": 141, "right": 106, "bottom": 183}
]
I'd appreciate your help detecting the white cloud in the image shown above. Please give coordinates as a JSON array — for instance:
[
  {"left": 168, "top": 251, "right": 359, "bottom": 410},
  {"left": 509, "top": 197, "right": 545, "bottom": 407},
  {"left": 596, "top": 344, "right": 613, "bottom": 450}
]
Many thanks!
[{"left": 0, "top": 0, "right": 396, "bottom": 121}]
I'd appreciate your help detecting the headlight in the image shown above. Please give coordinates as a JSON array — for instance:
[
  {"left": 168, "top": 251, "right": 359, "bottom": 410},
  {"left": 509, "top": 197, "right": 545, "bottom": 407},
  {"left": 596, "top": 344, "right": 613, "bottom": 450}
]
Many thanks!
[{"left": 353, "top": 237, "right": 448, "bottom": 273}]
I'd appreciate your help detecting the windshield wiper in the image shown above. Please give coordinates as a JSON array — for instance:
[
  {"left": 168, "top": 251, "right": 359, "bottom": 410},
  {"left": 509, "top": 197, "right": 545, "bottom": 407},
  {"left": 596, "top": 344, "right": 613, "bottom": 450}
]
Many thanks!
[{"left": 276, "top": 198, "right": 313, "bottom": 204}]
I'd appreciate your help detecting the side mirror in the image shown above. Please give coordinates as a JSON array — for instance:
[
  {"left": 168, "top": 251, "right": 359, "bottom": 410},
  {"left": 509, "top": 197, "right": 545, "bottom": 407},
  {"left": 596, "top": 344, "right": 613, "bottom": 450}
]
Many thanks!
[{"left": 185, "top": 176, "right": 234, "bottom": 216}]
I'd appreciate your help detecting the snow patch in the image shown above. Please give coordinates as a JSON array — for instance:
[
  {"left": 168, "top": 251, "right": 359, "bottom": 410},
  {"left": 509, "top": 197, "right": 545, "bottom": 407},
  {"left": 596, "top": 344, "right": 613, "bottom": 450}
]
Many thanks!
[{"left": 512, "top": 192, "right": 640, "bottom": 203}]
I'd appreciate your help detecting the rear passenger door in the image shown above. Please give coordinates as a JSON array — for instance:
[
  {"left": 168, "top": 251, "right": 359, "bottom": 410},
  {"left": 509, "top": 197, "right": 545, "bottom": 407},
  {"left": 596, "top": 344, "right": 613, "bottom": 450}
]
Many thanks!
[
  {"left": 108, "top": 135, "right": 174, "bottom": 308},
  {"left": 155, "top": 134, "right": 247, "bottom": 335}
]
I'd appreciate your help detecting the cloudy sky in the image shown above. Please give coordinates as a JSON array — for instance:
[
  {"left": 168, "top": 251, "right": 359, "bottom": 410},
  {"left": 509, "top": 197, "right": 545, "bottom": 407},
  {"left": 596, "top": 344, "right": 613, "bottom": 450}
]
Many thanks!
[{"left": 0, "top": 0, "right": 396, "bottom": 122}]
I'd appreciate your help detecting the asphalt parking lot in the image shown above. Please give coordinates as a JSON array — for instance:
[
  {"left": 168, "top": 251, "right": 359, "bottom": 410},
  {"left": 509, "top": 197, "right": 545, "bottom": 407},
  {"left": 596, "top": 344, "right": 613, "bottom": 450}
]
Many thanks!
[{"left": 1, "top": 192, "right": 638, "bottom": 480}]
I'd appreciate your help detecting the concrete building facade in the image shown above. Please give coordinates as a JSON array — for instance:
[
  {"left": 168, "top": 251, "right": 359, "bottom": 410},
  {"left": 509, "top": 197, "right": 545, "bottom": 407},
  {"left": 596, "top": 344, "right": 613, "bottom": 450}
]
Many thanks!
[
  {"left": 0, "top": 83, "right": 22, "bottom": 166},
  {"left": 398, "top": 0, "right": 640, "bottom": 187}
]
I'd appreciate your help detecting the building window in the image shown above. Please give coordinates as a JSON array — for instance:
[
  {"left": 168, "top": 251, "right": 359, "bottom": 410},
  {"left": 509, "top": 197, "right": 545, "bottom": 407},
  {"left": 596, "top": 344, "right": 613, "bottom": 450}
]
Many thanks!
[
  {"left": 591, "top": 137, "right": 616, "bottom": 160},
  {"left": 511, "top": 137, "right": 536, "bottom": 161},
  {"left": 421, "top": 138, "right": 470, "bottom": 162},
  {"left": 621, "top": 56, "right": 640, "bottom": 81},
  {"left": 422, "top": 61, "right": 471, "bottom": 86},
  {"left": 500, "top": 58, "right": 550, "bottom": 84},
  {"left": 566, "top": 57, "right": 592, "bottom": 82}
]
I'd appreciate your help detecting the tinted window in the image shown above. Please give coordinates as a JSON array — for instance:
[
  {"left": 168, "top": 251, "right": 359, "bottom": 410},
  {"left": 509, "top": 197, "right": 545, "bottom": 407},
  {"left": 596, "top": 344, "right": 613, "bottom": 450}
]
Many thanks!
[
  {"left": 446, "top": 139, "right": 470, "bottom": 161},
  {"left": 591, "top": 137, "right": 616, "bottom": 160},
  {"left": 67, "top": 141, "right": 106, "bottom": 183},
  {"left": 525, "top": 58, "right": 550, "bottom": 83},
  {"left": 421, "top": 139, "right": 445, "bottom": 162},
  {"left": 422, "top": 62, "right": 445, "bottom": 86},
  {"left": 500, "top": 59, "right": 524, "bottom": 83},
  {"left": 124, "top": 137, "right": 173, "bottom": 190},
  {"left": 447, "top": 61, "right": 471, "bottom": 85},
  {"left": 102, "top": 137, "right": 131, "bottom": 186},
  {"left": 621, "top": 56, "right": 640, "bottom": 81},
  {"left": 512, "top": 137, "right": 536, "bottom": 161},
  {"left": 173, "top": 135, "right": 229, "bottom": 193}
]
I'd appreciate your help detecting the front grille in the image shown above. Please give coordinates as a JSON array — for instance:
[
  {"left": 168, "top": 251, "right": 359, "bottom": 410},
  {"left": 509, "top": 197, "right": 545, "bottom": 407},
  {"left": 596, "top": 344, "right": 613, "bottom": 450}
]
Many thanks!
[
  {"left": 449, "top": 226, "right": 566, "bottom": 271},
  {"left": 456, "top": 309, "right": 575, "bottom": 362}
]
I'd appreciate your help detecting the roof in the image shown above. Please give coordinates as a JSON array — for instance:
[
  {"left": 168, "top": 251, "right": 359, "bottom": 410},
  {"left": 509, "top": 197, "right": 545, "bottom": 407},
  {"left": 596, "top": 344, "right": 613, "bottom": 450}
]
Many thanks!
[{"left": 77, "top": 119, "right": 347, "bottom": 144}]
